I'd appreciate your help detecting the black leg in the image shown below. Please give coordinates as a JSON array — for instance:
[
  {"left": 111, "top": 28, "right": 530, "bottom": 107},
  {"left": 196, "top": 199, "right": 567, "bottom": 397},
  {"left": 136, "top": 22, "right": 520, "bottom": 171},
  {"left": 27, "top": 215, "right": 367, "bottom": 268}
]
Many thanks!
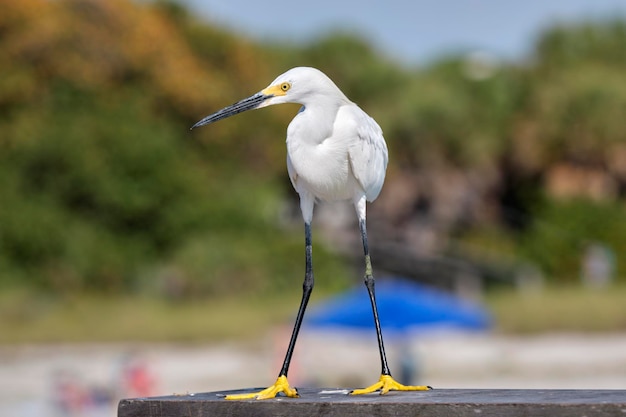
[
  {"left": 278, "top": 222, "right": 314, "bottom": 378},
  {"left": 359, "top": 219, "right": 392, "bottom": 376},
  {"left": 351, "top": 209, "right": 431, "bottom": 395},
  {"left": 224, "top": 223, "right": 313, "bottom": 400}
]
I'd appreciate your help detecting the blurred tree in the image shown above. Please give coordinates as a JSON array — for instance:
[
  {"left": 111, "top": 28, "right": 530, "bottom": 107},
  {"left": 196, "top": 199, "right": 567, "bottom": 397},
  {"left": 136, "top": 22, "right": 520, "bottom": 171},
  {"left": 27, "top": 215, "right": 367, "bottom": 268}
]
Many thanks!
[
  {"left": 1, "top": 0, "right": 626, "bottom": 295},
  {"left": 0, "top": 0, "right": 349, "bottom": 295}
]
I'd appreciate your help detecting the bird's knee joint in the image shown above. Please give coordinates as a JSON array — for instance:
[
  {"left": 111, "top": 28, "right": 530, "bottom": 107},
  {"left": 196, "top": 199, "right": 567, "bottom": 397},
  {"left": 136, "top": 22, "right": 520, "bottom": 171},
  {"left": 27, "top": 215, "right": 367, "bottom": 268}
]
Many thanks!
[
  {"left": 364, "top": 273, "right": 374, "bottom": 289},
  {"left": 364, "top": 254, "right": 373, "bottom": 278}
]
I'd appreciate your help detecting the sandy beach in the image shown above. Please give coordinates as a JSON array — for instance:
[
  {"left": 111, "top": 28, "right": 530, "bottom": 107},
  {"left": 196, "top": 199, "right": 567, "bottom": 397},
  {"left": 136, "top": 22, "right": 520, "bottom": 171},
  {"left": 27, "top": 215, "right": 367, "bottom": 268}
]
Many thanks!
[{"left": 2, "top": 331, "right": 625, "bottom": 416}]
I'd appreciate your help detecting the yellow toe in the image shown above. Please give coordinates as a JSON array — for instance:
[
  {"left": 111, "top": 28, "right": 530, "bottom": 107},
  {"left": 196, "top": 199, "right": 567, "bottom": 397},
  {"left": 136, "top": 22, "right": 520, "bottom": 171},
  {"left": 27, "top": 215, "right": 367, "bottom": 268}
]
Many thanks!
[
  {"left": 351, "top": 375, "right": 431, "bottom": 395},
  {"left": 225, "top": 376, "right": 298, "bottom": 400}
]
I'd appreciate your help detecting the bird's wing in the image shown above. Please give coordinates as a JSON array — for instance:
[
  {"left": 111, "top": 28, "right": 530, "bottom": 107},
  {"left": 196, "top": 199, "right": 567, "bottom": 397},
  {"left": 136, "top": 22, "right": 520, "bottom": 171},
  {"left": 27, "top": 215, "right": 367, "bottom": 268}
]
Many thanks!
[{"left": 345, "top": 105, "right": 389, "bottom": 202}]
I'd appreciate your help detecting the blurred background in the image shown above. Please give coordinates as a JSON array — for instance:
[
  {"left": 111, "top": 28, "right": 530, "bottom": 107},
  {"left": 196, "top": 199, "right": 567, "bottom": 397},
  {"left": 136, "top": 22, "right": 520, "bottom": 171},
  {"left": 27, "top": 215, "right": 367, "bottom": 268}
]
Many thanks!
[{"left": 1, "top": 0, "right": 626, "bottom": 415}]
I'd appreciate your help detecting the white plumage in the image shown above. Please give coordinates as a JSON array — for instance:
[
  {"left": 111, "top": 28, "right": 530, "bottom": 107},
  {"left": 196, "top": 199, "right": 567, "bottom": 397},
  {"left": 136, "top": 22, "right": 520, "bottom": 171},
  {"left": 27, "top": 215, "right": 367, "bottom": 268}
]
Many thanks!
[
  {"left": 270, "top": 68, "right": 388, "bottom": 223},
  {"left": 191, "top": 67, "right": 429, "bottom": 400}
]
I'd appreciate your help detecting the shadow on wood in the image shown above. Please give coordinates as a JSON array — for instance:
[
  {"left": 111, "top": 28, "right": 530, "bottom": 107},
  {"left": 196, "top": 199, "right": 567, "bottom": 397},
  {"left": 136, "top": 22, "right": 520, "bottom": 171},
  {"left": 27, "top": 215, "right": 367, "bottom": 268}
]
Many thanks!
[{"left": 118, "top": 388, "right": 626, "bottom": 417}]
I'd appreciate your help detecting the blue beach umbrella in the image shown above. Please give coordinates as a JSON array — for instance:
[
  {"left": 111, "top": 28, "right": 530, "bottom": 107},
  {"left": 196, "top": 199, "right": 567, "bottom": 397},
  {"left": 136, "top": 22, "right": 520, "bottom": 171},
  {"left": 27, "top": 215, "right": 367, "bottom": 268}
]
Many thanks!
[{"left": 306, "top": 278, "right": 492, "bottom": 334}]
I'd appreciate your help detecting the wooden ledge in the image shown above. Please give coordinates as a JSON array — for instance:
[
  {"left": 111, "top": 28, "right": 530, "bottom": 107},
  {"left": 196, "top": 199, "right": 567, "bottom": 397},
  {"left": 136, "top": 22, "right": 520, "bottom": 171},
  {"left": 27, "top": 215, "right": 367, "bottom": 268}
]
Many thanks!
[{"left": 119, "top": 388, "right": 626, "bottom": 417}]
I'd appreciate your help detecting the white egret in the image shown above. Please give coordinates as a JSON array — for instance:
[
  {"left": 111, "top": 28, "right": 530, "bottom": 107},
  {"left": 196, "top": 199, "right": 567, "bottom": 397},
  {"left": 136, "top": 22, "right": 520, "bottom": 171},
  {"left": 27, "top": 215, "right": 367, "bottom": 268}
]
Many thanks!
[{"left": 191, "top": 67, "right": 431, "bottom": 400}]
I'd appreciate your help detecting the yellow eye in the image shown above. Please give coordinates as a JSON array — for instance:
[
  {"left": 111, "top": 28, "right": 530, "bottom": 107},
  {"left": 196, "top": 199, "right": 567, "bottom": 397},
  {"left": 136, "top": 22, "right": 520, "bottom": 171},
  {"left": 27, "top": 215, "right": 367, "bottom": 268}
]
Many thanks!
[{"left": 280, "top": 82, "right": 291, "bottom": 92}]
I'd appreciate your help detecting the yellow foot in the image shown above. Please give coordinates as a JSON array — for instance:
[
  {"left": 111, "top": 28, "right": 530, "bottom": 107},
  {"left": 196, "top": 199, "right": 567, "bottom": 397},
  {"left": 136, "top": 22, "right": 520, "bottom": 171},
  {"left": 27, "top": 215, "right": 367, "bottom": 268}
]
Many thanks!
[
  {"left": 224, "top": 376, "right": 298, "bottom": 400},
  {"left": 351, "top": 374, "right": 432, "bottom": 395}
]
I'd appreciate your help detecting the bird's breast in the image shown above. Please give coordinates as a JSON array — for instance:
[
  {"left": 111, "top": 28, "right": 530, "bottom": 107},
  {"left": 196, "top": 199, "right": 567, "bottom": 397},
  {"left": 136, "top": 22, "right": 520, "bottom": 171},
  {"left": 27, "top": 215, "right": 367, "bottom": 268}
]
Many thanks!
[{"left": 286, "top": 135, "right": 360, "bottom": 201}]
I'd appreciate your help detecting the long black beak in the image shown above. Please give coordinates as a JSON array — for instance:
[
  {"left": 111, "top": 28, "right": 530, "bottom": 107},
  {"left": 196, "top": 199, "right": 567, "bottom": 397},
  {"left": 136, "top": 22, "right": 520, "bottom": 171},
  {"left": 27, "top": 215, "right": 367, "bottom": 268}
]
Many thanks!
[{"left": 190, "top": 92, "right": 272, "bottom": 130}]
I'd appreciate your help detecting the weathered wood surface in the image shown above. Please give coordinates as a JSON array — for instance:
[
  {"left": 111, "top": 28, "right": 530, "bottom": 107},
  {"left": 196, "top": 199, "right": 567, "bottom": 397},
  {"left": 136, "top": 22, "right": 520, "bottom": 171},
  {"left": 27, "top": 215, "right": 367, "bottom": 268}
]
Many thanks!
[{"left": 118, "top": 388, "right": 626, "bottom": 417}]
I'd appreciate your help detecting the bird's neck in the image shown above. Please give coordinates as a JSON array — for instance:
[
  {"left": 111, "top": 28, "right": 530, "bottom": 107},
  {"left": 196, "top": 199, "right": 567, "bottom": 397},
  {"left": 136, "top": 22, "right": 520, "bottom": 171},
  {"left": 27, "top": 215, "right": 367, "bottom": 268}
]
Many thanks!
[{"left": 293, "top": 100, "right": 342, "bottom": 144}]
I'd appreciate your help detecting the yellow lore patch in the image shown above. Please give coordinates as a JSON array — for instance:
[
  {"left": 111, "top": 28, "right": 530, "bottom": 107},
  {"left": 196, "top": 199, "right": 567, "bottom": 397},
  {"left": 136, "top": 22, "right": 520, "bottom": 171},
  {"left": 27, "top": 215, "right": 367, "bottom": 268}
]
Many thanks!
[{"left": 262, "top": 82, "right": 291, "bottom": 96}]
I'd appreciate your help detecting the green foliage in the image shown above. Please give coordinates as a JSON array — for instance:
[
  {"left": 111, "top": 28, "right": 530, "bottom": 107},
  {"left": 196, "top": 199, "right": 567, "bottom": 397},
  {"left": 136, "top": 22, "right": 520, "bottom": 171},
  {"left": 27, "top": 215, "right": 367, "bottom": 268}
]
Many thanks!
[
  {"left": 535, "top": 20, "right": 626, "bottom": 68},
  {"left": 0, "top": 0, "right": 351, "bottom": 296},
  {"left": 520, "top": 199, "right": 626, "bottom": 282},
  {"left": 0, "top": 82, "right": 349, "bottom": 293},
  {"left": 1, "top": 0, "right": 626, "bottom": 301},
  {"left": 2, "top": 87, "right": 201, "bottom": 289},
  {"left": 381, "top": 61, "right": 526, "bottom": 168}
]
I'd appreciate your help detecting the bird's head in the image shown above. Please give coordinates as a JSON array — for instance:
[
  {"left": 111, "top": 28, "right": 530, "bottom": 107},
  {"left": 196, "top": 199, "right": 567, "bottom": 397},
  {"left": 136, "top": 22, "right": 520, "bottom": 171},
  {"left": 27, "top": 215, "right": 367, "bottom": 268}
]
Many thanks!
[{"left": 191, "top": 67, "right": 347, "bottom": 129}]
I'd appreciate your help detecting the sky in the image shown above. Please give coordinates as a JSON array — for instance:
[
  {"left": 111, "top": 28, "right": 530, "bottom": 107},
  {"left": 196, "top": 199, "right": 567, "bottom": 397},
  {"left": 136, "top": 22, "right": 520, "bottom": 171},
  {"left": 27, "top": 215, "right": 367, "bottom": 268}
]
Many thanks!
[{"left": 177, "top": 0, "right": 626, "bottom": 65}]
